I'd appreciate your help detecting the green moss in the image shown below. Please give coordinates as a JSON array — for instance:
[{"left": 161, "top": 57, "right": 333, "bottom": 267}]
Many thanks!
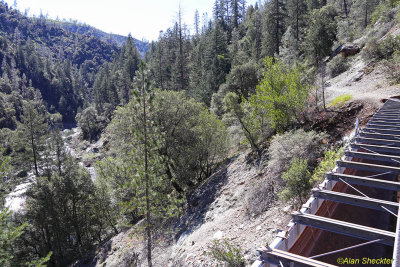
[{"left": 328, "top": 94, "right": 352, "bottom": 107}]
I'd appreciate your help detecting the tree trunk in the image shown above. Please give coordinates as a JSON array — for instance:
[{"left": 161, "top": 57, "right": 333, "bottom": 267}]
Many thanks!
[
  {"left": 275, "top": 0, "right": 280, "bottom": 55},
  {"left": 142, "top": 67, "right": 152, "bottom": 267},
  {"left": 30, "top": 119, "right": 39, "bottom": 176},
  {"left": 321, "top": 62, "right": 326, "bottom": 111},
  {"left": 178, "top": 7, "right": 185, "bottom": 91},
  {"left": 343, "top": 0, "right": 348, "bottom": 17},
  {"left": 296, "top": 0, "right": 299, "bottom": 41},
  {"left": 364, "top": 0, "right": 368, "bottom": 28}
]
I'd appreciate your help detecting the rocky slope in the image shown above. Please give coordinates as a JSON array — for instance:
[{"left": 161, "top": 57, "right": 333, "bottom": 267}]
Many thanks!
[
  {"left": 75, "top": 151, "right": 292, "bottom": 267},
  {"left": 74, "top": 16, "right": 400, "bottom": 267}
]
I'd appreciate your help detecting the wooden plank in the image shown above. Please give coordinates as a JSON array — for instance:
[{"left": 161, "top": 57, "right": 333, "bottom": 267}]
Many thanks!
[
  {"left": 344, "top": 150, "right": 400, "bottom": 163},
  {"left": 326, "top": 172, "right": 400, "bottom": 191},
  {"left": 350, "top": 143, "right": 400, "bottom": 155},
  {"left": 337, "top": 160, "right": 400, "bottom": 174},
  {"left": 356, "top": 137, "right": 400, "bottom": 147},
  {"left": 292, "top": 212, "right": 395, "bottom": 246},
  {"left": 258, "top": 247, "right": 337, "bottom": 267},
  {"left": 312, "top": 189, "right": 399, "bottom": 213}
]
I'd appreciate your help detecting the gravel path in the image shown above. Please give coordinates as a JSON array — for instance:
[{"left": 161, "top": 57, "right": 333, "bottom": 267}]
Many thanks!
[{"left": 325, "top": 54, "right": 400, "bottom": 107}]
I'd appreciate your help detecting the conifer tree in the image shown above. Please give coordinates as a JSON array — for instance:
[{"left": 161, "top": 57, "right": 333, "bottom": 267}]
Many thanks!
[
  {"left": 15, "top": 100, "right": 49, "bottom": 176},
  {"left": 194, "top": 10, "right": 200, "bottom": 36},
  {"left": 262, "top": 0, "right": 287, "bottom": 57},
  {"left": 124, "top": 62, "right": 183, "bottom": 267},
  {"left": 305, "top": 5, "right": 337, "bottom": 109}
]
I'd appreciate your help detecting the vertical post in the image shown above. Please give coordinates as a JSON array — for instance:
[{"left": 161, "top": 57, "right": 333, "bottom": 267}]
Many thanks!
[
  {"left": 392, "top": 204, "right": 400, "bottom": 267},
  {"left": 355, "top": 118, "right": 359, "bottom": 137}
]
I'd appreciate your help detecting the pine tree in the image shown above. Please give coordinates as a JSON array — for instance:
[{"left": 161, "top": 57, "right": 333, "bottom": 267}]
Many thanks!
[
  {"left": 194, "top": 9, "right": 200, "bottom": 36},
  {"left": 287, "top": 0, "right": 308, "bottom": 43},
  {"left": 262, "top": 0, "right": 287, "bottom": 57},
  {"left": 15, "top": 100, "right": 49, "bottom": 176},
  {"left": 352, "top": 0, "right": 379, "bottom": 29},
  {"left": 124, "top": 62, "right": 183, "bottom": 267},
  {"left": 305, "top": 5, "right": 337, "bottom": 109}
]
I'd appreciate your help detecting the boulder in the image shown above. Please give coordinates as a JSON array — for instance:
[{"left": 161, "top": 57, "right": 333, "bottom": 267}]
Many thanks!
[
  {"left": 328, "top": 43, "right": 361, "bottom": 61},
  {"left": 340, "top": 43, "right": 361, "bottom": 57}
]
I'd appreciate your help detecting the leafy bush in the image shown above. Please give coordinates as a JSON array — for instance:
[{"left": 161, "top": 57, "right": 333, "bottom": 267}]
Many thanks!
[
  {"left": 280, "top": 157, "right": 312, "bottom": 206},
  {"left": 246, "top": 177, "right": 276, "bottom": 217},
  {"left": 209, "top": 239, "right": 245, "bottom": 267},
  {"left": 268, "top": 129, "right": 327, "bottom": 184},
  {"left": 76, "top": 106, "right": 107, "bottom": 141},
  {"left": 107, "top": 90, "right": 229, "bottom": 189},
  {"left": 249, "top": 57, "right": 310, "bottom": 132},
  {"left": 364, "top": 35, "right": 400, "bottom": 61},
  {"left": 371, "top": 3, "right": 393, "bottom": 25},
  {"left": 328, "top": 94, "right": 352, "bottom": 107},
  {"left": 384, "top": 51, "right": 400, "bottom": 84},
  {"left": 311, "top": 147, "right": 344, "bottom": 184},
  {"left": 327, "top": 56, "right": 350, "bottom": 78},
  {"left": 223, "top": 92, "right": 265, "bottom": 152}
]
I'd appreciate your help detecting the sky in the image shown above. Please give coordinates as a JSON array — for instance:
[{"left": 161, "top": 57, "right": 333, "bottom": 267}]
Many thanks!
[{"left": 5, "top": 0, "right": 259, "bottom": 41}]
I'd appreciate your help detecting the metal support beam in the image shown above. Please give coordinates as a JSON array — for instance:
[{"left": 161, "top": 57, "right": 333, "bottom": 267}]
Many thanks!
[
  {"left": 368, "top": 123, "right": 400, "bottom": 129},
  {"left": 363, "top": 128, "right": 400, "bottom": 135},
  {"left": 371, "top": 118, "right": 400, "bottom": 123},
  {"left": 356, "top": 137, "right": 400, "bottom": 147},
  {"left": 326, "top": 172, "right": 400, "bottom": 191},
  {"left": 360, "top": 131, "right": 400, "bottom": 141},
  {"left": 392, "top": 201, "right": 400, "bottom": 267},
  {"left": 344, "top": 151, "right": 400, "bottom": 163},
  {"left": 372, "top": 117, "right": 400, "bottom": 121},
  {"left": 258, "top": 247, "right": 338, "bottom": 267},
  {"left": 292, "top": 212, "right": 395, "bottom": 246},
  {"left": 312, "top": 189, "right": 399, "bottom": 213},
  {"left": 337, "top": 160, "right": 400, "bottom": 174},
  {"left": 351, "top": 143, "right": 400, "bottom": 155}
]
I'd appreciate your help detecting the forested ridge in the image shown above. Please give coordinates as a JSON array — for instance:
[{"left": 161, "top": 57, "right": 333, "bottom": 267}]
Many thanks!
[
  {"left": 57, "top": 20, "right": 150, "bottom": 56},
  {"left": 1, "top": 0, "right": 399, "bottom": 266}
]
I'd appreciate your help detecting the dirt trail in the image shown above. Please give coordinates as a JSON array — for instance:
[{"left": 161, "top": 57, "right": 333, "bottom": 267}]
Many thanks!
[{"left": 325, "top": 54, "right": 400, "bottom": 106}]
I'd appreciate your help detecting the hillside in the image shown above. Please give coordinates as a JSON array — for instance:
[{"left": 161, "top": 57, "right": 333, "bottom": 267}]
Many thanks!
[
  {"left": 56, "top": 21, "right": 150, "bottom": 56},
  {"left": 73, "top": 4, "right": 400, "bottom": 266},
  {"left": 2, "top": 0, "right": 400, "bottom": 266},
  {"left": 0, "top": 2, "right": 144, "bottom": 124}
]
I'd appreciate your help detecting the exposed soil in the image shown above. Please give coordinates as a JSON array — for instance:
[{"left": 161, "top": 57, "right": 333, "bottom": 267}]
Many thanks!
[{"left": 307, "top": 100, "right": 378, "bottom": 143}]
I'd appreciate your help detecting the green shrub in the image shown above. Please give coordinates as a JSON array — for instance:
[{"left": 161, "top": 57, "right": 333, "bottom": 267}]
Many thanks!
[
  {"left": 311, "top": 147, "right": 344, "bottom": 184},
  {"left": 280, "top": 157, "right": 312, "bottom": 206},
  {"left": 249, "top": 57, "right": 310, "bottom": 132},
  {"left": 328, "top": 94, "right": 352, "bottom": 107},
  {"left": 209, "top": 239, "right": 245, "bottom": 267},
  {"left": 76, "top": 106, "right": 107, "bottom": 141},
  {"left": 364, "top": 36, "right": 400, "bottom": 61},
  {"left": 245, "top": 178, "right": 276, "bottom": 217},
  {"left": 268, "top": 129, "right": 327, "bottom": 182},
  {"left": 371, "top": 3, "right": 392, "bottom": 25},
  {"left": 384, "top": 51, "right": 400, "bottom": 84},
  {"left": 327, "top": 56, "right": 350, "bottom": 78}
]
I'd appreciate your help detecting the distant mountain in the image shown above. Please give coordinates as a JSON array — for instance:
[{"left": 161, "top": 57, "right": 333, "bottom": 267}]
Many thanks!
[
  {"left": 55, "top": 20, "right": 150, "bottom": 57},
  {"left": 0, "top": 2, "right": 121, "bottom": 123}
]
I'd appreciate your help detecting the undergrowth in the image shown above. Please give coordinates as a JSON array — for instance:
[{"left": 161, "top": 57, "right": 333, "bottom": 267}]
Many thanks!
[
  {"left": 209, "top": 239, "right": 245, "bottom": 267},
  {"left": 328, "top": 94, "right": 352, "bottom": 107}
]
